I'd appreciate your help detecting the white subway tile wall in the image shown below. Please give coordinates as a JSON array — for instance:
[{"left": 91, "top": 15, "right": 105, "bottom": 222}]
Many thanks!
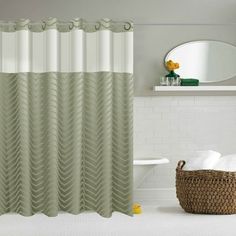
[{"left": 134, "top": 96, "right": 236, "bottom": 192}]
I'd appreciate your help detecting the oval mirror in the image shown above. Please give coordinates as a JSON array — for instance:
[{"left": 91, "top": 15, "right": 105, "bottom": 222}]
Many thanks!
[{"left": 165, "top": 40, "right": 236, "bottom": 83}]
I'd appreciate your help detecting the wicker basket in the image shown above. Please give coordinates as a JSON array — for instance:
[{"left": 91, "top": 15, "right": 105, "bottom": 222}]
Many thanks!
[{"left": 176, "top": 160, "right": 236, "bottom": 214}]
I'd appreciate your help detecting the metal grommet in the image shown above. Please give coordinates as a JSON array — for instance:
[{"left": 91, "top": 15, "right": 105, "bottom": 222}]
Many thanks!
[
  {"left": 42, "top": 21, "right": 46, "bottom": 31},
  {"left": 95, "top": 22, "right": 101, "bottom": 30},
  {"left": 69, "top": 21, "right": 74, "bottom": 30},
  {"left": 124, "top": 22, "right": 131, "bottom": 31}
]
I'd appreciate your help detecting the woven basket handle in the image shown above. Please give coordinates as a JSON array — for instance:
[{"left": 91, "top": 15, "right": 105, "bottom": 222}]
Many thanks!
[{"left": 177, "top": 160, "right": 185, "bottom": 170}]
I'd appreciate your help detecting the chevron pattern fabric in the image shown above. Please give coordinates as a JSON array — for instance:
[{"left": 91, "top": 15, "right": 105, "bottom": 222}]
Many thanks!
[{"left": 0, "top": 72, "right": 133, "bottom": 217}]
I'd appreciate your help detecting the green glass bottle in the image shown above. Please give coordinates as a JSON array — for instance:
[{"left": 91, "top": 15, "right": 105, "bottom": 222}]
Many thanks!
[{"left": 165, "top": 70, "right": 180, "bottom": 78}]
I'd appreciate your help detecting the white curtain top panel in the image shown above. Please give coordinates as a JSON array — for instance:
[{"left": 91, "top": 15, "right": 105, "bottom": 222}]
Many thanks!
[{"left": 0, "top": 29, "right": 133, "bottom": 73}]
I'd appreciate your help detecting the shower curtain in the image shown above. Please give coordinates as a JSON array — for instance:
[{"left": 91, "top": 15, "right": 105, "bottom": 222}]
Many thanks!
[{"left": 0, "top": 18, "right": 133, "bottom": 217}]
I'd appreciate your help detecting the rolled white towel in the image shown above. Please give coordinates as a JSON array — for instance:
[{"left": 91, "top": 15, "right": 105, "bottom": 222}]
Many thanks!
[
  {"left": 183, "top": 150, "right": 221, "bottom": 171},
  {"left": 214, "top": 154, "right": 236, "bottom": 171}
]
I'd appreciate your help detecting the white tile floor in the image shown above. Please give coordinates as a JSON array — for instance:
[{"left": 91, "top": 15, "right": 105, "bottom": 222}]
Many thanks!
[{"left": 0, "top": 203, "right": 236, "bottom": 236}]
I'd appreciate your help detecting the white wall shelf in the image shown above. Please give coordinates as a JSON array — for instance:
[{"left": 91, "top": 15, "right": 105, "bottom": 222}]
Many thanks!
[{"left": 153, "top": 86, "right": 236, "bottom": 92}]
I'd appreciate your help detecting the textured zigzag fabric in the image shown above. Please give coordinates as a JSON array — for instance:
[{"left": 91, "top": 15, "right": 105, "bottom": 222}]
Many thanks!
[
  {"left": 0, "top": 18, "right": 133, "bottom": 217},
  {"left": 0, "top": 72, "right": 133, "bottom": 217}
]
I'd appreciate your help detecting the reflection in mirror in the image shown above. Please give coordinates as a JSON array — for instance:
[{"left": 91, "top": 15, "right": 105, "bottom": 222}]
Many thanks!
[{"left": 165, "top": 41, "right": 236, "bottom": 83}]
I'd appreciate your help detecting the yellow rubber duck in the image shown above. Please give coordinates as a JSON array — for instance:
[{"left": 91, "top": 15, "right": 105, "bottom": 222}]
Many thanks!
[{"left": 132, "top": 203, "right": 142, "bottom": 214}]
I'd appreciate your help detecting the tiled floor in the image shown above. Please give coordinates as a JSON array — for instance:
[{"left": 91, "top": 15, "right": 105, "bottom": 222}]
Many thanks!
[{"left": 0, "top": 203, "right": 235, "bottom": 236}]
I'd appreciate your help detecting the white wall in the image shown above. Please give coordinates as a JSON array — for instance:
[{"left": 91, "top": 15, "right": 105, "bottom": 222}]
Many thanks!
[
  {"left": 1, "top": 0, "right": 236, "bottom": 23},
  {"left": 134, "top": 96, "right": 236, "bottom": 204}
]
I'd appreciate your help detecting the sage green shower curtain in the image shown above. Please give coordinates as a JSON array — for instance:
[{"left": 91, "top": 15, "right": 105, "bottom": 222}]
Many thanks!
[{"left": 0, "top": 18, "right": 133, "bottom": 217}]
